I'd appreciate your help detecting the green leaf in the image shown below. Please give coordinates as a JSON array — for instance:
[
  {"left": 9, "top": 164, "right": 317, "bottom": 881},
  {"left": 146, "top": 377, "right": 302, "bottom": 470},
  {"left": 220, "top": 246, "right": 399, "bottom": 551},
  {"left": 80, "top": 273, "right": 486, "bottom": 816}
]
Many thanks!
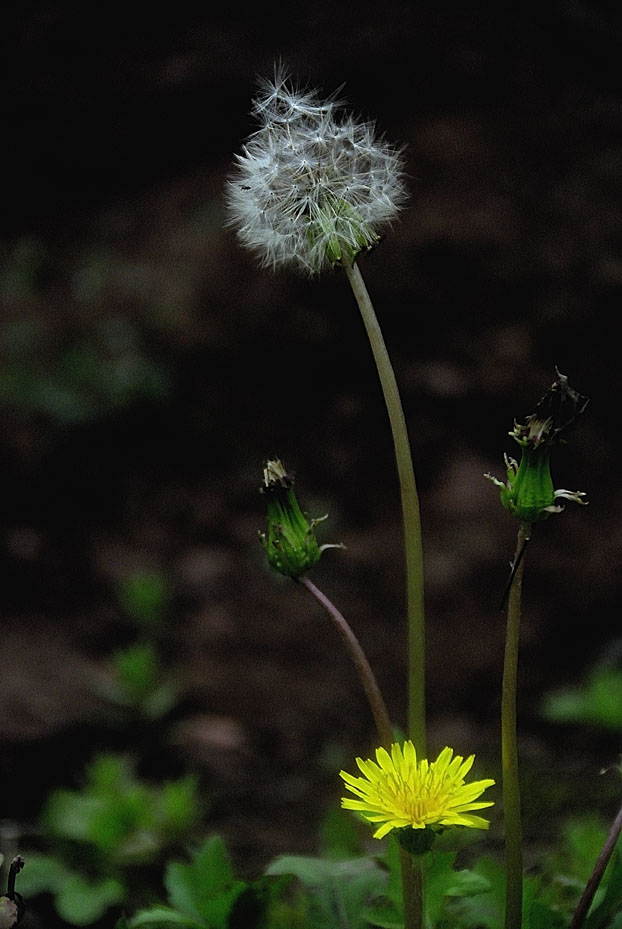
[
  {"left": 382, "top": 837, "right": 404, "bottom": 914},
  {"left": 228, "top": 875, "right": 306, "bottom": 929},
  {"left": 43, "top": 789, "right": 103, "bottom": 844},
  {"left": 266, "top": 856, "right": 336, "bottom": 887},
  {"left": 142, "top": 683, "right": 179, "bottom": 720},
  {"left": 424, "top": 852, "right": 492, "bottom": 927},
  {"left": 366, "top": 843, "right": 495, "bottom": 929},
  {"left": 159, "top": 777, "right": 199, "bottom": 834},
  {"left": 201, "top": 885, "right": 249, "bottom": 929},
  {"left": 54, "top": 873, "right": 125, "bottom": 926},
  {"left": 584, "top": 848, "right": 622, "bottom": 929},
  {"left": 364, "top": 904, "right": 404, "bottom": 928},
  {"left": 526, "top": 899, "right": 566, "bottom": 929},
  {"left": 266, "top": 855, "right": 386, "bottom": 929},
  {"left": 41, "top": 752, "right": 197, "bottom": 867},
  {"left": 552, "top": 817, "right": 609, "bottom": 884},
  {"left": 127, "top": 905, "right": 207, "bottom": 928},
  {"left": 117, "top": 571, "right": 171, "bottom": 627},
  {"left": 443, "top": 857, "right": 505, "bottom": 929},
  {"left": 319, "top": 808, "right": 364, "bottom": 859},
  {"left": 11, "top": 852, "right": 73, "bottom": 896},
  {"left": 164, "top": 835, "right": 246, "bottom": 926},
  {"left": 423, "top": 852, "right": 458, "bottom": 928},
  {"left": 542, "top": 668, "right": 622, "bottom": 730}
]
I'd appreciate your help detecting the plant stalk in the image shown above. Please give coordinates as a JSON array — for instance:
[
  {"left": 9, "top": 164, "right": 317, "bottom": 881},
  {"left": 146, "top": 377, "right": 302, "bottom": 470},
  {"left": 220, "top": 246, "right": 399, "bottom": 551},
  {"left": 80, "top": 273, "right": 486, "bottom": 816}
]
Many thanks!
[
  {"left": 298, "top": 575, "right": 393, "bottom": 748},
  {"left": 344, "top": 259, "right": 426, "bottom": 757},
  {"left": 569, "top": 800, "right": 622, "bottom": 929},
  {"left": 400, "top": 851, "right": 424, "bottom": 929},
  {"left": 298, "top": 575, "right": 422, "bottom": 929},
  {"left": 502, "top": 522, "right": 529, "bottom": 929}
]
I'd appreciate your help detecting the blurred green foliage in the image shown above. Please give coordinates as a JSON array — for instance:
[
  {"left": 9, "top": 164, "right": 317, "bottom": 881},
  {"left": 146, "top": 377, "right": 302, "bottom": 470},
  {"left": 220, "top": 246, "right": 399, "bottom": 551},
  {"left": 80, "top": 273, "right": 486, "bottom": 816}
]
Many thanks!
[
  {"left": 19, "top": 753, "right": 199, "bottom": 926},
  {"left": 542, "top": 665, "right": 622, "bottom": 730},
  {"left": 1, "top": 237, "right": 47, "bottom": 300},
  {"left": 119, "top": 808, "right": 622, "bottom": 929},
  {"left": 0, "top": 312, "right": 170, "bottom": 427},
  {"left": 43, "top": 753, "right": 198, "bottom": 863},
  {"left": 125, "top": 835, "right": 253, "bottom": 929},
  {"left": 117, "top": 571, "right": 172, "bottom": 631},
  {"left": 16, "top": 768, "right": 618, "bottom": 929},
  {"left": 93, "top": 642, "right": 180, "bottom": 722},
  {"left": 91, "top": 570, "right": 180, "bottom": 725}
]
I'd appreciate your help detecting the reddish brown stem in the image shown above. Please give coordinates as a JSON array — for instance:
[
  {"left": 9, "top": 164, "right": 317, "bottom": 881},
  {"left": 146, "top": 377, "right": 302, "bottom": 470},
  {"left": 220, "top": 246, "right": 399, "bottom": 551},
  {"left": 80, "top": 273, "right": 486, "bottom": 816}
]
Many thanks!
[
  {"left": 297, "top": 576, "right": 394, "bottom": 748},
  {"left": 569, "top": 801, "right": 622, "bottom": 929}
]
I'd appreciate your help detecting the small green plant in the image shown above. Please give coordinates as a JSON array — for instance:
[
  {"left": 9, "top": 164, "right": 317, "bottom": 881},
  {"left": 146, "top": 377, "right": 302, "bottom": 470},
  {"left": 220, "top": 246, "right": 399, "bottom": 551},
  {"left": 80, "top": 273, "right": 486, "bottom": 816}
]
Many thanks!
[
  {"left": 92, "top": 570, "right": 181, "bottom": 729},
  {"left": 123, "top": 835, "right": 296, "bottom": 929},
  {"left": 117, "top": 570, "right": 172, "bottom": 632},
  {"left": 542, "top": 664, "right": 622, "bottom": 731},
  {"left": 18, "top": 753, "right": 199, "bottom": 926},
  {"left": 0, "top": 315, "right": 170, "bottom": 427},
  {"left": 94, "top": 641, "right": 180, "bottom": 724},
  {"left": 119, "top": 812, "right": 622, "bottom": 929}
]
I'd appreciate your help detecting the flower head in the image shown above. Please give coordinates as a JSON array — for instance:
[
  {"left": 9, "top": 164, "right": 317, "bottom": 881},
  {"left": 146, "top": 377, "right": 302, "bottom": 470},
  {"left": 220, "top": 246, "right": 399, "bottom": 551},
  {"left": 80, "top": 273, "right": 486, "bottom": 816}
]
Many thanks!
[
  {"left": 486, "top": 370, "right": 588, "bottom": 524},
  {"left": 259, "top": 459, "right": 343, "bottom": 578},
  {"left": 227, "top": 67, "right": 407, "bottom": 274},
  {"left": 340, "top": 741, "right": 495, "bottom": 842}
]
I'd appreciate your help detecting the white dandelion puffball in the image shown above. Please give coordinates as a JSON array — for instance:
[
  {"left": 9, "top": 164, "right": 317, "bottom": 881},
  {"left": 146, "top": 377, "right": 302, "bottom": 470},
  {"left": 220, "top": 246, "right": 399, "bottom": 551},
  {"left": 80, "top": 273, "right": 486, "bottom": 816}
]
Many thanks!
[{"left": 227, "top": 69, "right": 408, "bottom": 274}]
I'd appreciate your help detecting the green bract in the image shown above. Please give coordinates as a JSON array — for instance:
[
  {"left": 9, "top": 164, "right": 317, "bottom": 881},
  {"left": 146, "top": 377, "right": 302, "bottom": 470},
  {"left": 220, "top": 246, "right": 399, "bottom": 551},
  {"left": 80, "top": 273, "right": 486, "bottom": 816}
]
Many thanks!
[
  {"left": 499, "top": 444, "right": 556, "bottom": 524},
  {"left": 487, "top": 371, "right": 588, "bottom": 525},
  {"left": 395, "top": 825, "right": 438, "bottom": 857},
  {"left": 260, "top": 459, "right": 342, "bottom": 578},
  {"left": 306, "top": 198, "right": 380, "bottom": 269}
]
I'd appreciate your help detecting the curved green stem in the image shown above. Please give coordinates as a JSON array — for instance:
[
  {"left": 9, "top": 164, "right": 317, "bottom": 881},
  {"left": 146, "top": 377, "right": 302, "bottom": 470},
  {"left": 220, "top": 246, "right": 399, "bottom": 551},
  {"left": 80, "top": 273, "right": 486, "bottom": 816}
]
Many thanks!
[
  {"left": 344, "top": 259, "right": 426, "bottom": 757},
  {"left": 502, "top": 522, "right": 529, "bottom": 929}
]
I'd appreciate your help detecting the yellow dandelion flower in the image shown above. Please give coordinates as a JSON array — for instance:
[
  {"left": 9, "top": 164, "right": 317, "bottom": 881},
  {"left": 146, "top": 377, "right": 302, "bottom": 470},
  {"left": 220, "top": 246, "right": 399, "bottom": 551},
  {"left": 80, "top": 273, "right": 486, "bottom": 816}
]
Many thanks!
[{"left": 340, "top": 741, "right": 495, "bottom": 840}]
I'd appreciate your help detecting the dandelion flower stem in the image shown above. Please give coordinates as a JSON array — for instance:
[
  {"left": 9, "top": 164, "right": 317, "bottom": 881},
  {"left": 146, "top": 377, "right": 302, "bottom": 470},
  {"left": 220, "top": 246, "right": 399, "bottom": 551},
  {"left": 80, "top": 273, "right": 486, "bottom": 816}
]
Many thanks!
[
  {"left": 298, "top": 575, "right": 393, "bottom": 748},
  {"left": 502, "top": 521, "right": 529, "bottom": 929},
  {"left": 300, "top": 577, "right": 422, "bottom": 929},
  {"left": 401, "top": 852, "right": 424, "bottom": 929},
  {"left": 343, "top": 258, "right": 426, "bottom": 757}
]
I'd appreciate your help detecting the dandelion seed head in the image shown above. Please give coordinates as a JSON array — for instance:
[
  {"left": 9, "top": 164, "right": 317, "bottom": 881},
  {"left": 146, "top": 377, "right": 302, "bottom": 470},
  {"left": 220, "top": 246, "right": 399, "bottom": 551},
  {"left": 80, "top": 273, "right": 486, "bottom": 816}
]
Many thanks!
[{"left": 227, "top": 67, "right": 408, "bottom": 274}]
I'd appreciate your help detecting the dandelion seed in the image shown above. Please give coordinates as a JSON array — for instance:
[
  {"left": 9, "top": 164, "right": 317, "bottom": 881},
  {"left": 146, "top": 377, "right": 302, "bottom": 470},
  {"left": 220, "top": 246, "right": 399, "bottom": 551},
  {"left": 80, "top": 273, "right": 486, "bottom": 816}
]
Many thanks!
[
  {"left": 340, "top": 741, "right": 495, "bottom": 841},
  {"left": 227, "top": 67, "right": 408, "bottom": 273}
]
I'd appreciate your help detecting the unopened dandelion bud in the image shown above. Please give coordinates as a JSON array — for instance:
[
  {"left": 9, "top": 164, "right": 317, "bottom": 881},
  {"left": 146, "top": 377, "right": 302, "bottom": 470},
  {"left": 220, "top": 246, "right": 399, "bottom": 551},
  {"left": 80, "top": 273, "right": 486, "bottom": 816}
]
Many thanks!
[
  {"left": 486, "top": 370, "right": 588, "bottom": 524},
  {"left": 227, "top": 67, "right": 407, "bottom": 274},
  {"left": 259, "top": 459, "right": 343, "bottom": 578}
]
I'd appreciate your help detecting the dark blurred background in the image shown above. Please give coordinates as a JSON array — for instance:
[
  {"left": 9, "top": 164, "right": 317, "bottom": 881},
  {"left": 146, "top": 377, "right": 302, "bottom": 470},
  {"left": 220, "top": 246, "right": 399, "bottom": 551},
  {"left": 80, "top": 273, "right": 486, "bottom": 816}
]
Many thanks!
[{"left": 2, "top": 0, "right": 622, "bottom": 888}]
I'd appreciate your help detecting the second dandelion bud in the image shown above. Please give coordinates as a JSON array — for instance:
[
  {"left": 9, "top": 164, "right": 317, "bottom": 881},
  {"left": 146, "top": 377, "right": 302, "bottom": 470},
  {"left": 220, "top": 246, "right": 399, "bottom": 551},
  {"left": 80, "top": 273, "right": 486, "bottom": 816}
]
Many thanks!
[{"left": 227, "top": 69, "right": 407, "bottom": 273}]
